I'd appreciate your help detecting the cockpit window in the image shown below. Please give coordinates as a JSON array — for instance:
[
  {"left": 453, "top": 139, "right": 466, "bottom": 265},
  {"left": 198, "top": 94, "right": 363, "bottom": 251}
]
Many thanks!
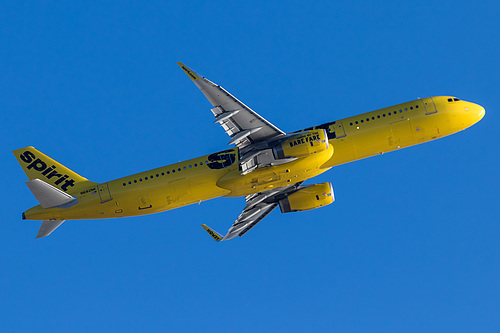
[
  {"left": 448, "top": 98, "right": 453, "bottom": 102},
  {"left": 453, "top": 98, "right": 460, "bottom": 101},
  {"left": 448, "top": 97, "right": 461, "bottom": 102}
]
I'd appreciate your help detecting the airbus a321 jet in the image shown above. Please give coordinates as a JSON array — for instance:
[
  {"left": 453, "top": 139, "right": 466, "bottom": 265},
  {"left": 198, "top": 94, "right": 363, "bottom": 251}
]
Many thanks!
[{"left": 14, "top": 63, "right": 485, "bottom": 241}]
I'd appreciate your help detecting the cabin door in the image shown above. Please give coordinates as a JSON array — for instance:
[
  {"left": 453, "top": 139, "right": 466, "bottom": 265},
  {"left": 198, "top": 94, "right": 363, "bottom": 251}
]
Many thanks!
[
  {"left": 98, "top": 183, "right": 112, "bottom": 203},
  {"left": 422, "top": 97, "right": 437, "bottom": 115}
]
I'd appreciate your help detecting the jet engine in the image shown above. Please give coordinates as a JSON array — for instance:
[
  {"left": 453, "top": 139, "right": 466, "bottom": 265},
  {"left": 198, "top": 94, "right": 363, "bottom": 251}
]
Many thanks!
[
  {"left": 273, "top": 129, "right": 329, "bottom": 159},
  {"left": 279, "top": 182, "right": 334, "bottom": 213}
]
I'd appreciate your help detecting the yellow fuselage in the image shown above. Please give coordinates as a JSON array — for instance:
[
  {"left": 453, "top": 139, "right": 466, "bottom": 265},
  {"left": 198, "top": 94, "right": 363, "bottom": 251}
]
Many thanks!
[{"left": 24, "top": 96, "right": 484, "bottom": 221}]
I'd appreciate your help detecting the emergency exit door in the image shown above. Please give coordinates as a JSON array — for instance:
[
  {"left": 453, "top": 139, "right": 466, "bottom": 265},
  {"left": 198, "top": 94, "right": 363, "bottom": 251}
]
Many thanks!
[{"left": 333, "top": 122, "right": 346, "bottom": 138}]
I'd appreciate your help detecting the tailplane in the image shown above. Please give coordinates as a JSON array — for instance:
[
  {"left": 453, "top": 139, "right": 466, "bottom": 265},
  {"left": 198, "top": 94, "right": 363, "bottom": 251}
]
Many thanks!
[
  {"left": 25, "top": 179, "right": 78, "bottom": 209},
  {"left": 36, "top": 220, "right": 66, "bottom": 239}
]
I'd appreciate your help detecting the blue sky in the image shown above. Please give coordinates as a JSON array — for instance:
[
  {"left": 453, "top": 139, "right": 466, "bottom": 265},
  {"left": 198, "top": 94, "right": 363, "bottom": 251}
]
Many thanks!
[{"left": 1, "top": 1, "right": 499, "bottom": 332}]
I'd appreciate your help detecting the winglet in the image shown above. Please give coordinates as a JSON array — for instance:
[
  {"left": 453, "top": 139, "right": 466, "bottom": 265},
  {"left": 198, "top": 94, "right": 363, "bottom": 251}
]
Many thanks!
[
  {"left": 201, "top": 224, "right": 224, "bottom": 242},
  {"left": 177, "top": 62, "right": 201, "bottom": 81}
]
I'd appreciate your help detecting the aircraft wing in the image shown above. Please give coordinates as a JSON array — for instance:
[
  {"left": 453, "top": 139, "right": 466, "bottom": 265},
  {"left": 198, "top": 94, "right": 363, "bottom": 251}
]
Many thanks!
[
  {"left": 178, "top": 62, "right": 285, "bottom": 149},
  {"left": 201, "top": 183, "right": 303, "bottom": 241}
]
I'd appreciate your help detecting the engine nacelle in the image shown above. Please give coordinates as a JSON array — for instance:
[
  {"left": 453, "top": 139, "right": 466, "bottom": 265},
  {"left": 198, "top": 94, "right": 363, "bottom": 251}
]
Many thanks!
[
  {"left": 273, "top": 129, "right": 329, "bottom": 159},
  {"left": 279, "top": 182, "right": 335, "bottom": 213}
]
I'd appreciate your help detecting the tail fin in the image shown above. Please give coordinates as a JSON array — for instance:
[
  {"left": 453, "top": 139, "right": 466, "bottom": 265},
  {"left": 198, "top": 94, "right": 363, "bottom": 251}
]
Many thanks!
[{"left": 13, "top": 146, "right": 96, "bottom": 194}]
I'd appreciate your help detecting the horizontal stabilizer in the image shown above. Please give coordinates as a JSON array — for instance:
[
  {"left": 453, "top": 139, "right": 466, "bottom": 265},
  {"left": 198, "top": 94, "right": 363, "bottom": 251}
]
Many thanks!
[
  {"left": 37, "top": 220, "right": 65, "bottom": 238},
  {"left": 26, "top": 179, "right": 77, "bottom": 209},
  {"left": 201, "top": 224, "right": 223, "bottom": 242}
]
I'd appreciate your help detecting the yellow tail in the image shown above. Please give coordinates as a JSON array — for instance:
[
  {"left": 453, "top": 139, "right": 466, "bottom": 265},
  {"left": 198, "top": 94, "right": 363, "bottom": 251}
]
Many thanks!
[{"left": 13, "top": 146, "right": 96, "bottom": 195}]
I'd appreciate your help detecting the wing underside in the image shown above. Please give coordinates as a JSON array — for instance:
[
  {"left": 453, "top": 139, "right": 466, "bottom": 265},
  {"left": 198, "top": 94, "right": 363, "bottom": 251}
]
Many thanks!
[
  {"left": 177, "top": 63, "right": 310, "bottom": 242},
  {"left": 177, "top": 62, "right": 285, "bottom": 149},
  {"left": 201, "top": 183, "right": 303, "bottom": 242}
]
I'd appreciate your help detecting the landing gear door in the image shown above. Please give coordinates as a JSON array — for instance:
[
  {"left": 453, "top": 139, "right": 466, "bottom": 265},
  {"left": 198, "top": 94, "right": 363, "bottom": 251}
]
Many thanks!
[
  {"left": 98, "top": 183, "right": 112, "bottom": 203},
  {"left": 422, "top": 97, "right": 437, "bottom": 115}
]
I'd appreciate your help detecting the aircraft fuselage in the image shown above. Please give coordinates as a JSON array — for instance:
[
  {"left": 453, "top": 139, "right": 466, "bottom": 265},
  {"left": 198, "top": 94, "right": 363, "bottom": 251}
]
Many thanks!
[{"left": 22, "top": 96, "right": 484, "bottom": 222}]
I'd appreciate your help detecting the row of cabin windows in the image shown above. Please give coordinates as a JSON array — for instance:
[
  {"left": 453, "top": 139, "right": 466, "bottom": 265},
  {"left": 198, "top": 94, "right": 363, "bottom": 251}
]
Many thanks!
[
  {"left": 349, "top": 105, "right": 419, "bottom": 126},
  {"left": 122, "top": 161, "right": 207, "bottom": 186}
]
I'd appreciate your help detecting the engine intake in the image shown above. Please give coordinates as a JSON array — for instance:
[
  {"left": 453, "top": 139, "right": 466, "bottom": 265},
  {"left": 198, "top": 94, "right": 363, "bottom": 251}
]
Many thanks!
[{"left": 279, "top": 182, "right": 335, "bottom": 213}]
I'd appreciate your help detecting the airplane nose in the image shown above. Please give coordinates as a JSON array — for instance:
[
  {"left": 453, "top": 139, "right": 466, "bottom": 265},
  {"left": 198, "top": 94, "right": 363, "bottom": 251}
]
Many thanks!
[
  {"left": 464, "top": 102, "right": 485, "bottom": 125},
  {"left": 477, "top": 104, "right": 485, "bottom": 121}
]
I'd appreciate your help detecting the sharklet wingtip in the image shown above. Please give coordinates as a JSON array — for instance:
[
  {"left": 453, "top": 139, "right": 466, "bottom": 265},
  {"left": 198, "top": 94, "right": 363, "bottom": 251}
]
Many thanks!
[
  {"left": 178, "top": 62, "right": 201, "bottom": 81},
  {"left": 201, "top": 224, "right": 224, "bottom": 242}
]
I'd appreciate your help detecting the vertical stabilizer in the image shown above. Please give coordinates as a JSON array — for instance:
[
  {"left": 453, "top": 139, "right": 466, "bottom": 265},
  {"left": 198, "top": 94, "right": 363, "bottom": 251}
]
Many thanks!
[{"left": 13, "top": 146, "right": 96, "bottom": 195}]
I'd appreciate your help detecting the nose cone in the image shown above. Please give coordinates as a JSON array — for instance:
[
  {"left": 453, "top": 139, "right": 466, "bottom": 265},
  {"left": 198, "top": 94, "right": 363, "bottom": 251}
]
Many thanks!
[{"left": 465, "top": 102, "right": 485, "bottom": 126}]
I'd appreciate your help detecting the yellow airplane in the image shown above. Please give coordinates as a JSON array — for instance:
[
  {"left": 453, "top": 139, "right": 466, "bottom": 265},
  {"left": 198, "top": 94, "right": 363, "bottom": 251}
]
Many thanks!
[{"left": 13, "top": 63, "right": 485, "bottom": 240}]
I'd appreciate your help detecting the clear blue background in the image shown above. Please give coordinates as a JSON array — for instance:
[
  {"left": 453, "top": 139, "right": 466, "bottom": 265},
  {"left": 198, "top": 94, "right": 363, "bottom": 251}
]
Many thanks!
[{"left": 1, "top": 1, "right": 499, "bottom": 332}]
